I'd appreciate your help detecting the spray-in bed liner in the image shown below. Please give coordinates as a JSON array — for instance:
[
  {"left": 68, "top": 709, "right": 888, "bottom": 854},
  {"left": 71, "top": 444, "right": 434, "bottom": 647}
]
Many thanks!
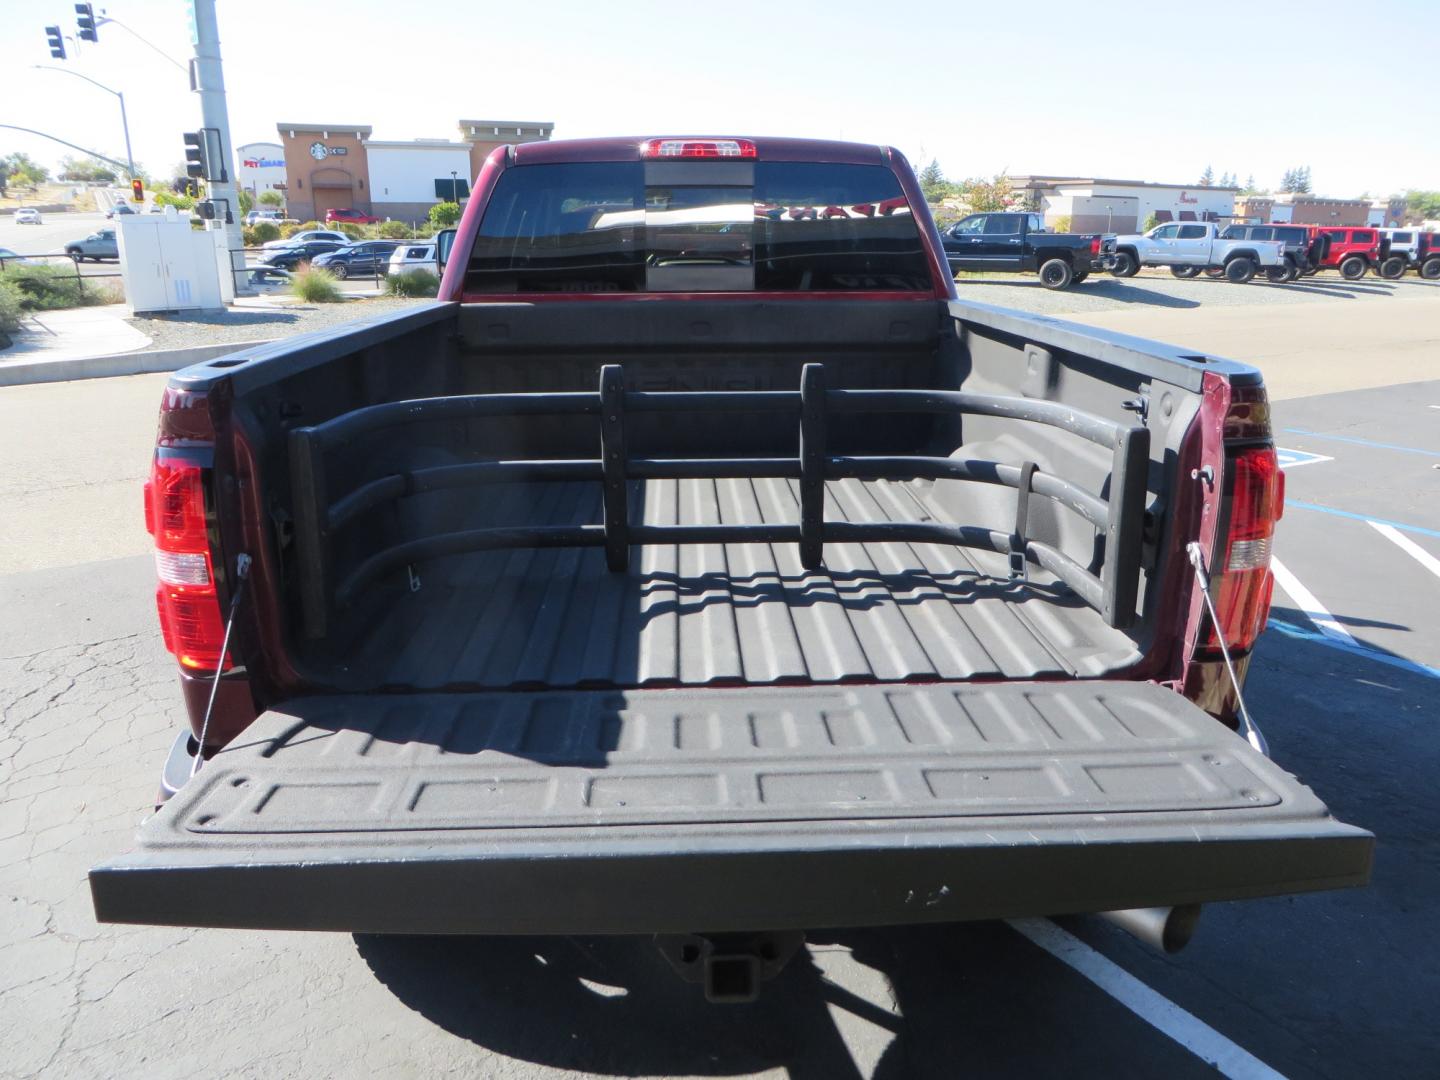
[{"left": 331, "top": 476, "right": 1141, "bottom": 691}]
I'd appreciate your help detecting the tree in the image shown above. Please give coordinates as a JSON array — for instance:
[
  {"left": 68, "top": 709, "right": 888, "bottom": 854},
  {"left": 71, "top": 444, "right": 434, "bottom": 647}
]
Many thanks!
[
  {"left": 918, "top": 158, "right": 948, "bottom": 203},
  {"left": 58, "top": 155, "right": 117, "bottom": 183},
  {"left": 5, "top": 153, "right": 49, "bottom": 189},
  {"left": 1199, "top": 165, "right": 1214, "bottom": 187},
  {"left": 237, "top": 188, "right": 255, "bottom": 215},
  {"left": 1243, "top": 174, "right": 1257, "bottom": 193},
  {"left": 1404, "top": 190, "right": 1440, "bottom": 221},
  {"left": 428, "top": 201, "right": 461, "bottom": 229},
  {"left": 258, "top": 190, "right": 284, "bottom": 207},
  {"left": 961, "top": 172, "right": 1016, "bottom": 213},
  {"left": 1279, "top": 168, "right": 1297, "bottom": 193},
  {"left": 1294, "top": 166, "right": 1312, "bottom": 194}
]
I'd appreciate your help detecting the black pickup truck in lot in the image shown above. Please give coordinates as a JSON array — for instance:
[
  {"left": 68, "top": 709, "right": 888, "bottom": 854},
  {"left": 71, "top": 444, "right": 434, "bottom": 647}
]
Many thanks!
[
  {"left": 92, "top": 136, "right": 1370, "bottom": 1004},
  {"left": 940, "top": 211, "right": 1116, "bottom": 288}
]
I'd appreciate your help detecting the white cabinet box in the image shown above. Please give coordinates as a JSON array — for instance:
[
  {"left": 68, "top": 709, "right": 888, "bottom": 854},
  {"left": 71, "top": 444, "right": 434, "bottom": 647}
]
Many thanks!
[{"left": 117, "top": 213, "right": 224, "bottom": 313}]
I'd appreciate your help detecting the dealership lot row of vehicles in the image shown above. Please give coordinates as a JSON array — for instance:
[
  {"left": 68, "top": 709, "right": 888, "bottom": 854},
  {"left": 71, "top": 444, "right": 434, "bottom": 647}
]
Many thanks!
[{"left": 941, "top": 212, "right": 1440, "bottom": 289}]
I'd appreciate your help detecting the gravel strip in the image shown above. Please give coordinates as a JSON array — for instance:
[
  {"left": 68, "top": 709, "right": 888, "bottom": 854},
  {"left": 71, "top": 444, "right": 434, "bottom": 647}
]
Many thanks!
[
  {"left": 126, "top": 296, "right": 429, "bottom": 351},
  {"left": 952, "top": 269, "right": 1440, "bottom": 317}
]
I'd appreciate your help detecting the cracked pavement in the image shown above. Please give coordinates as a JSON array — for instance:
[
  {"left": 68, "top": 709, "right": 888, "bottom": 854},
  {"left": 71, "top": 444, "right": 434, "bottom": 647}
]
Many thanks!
[{"left": 2, "top": 355, "right": 1436, "bottom": 1076}]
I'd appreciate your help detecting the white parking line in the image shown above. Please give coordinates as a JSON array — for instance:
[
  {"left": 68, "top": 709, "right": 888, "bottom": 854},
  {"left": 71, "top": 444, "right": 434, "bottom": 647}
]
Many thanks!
[
  {"left": 1008, "top": 919, "right": 1289, "bottom": 1080},
  {"left": 1269, "top": 557, "right": 1357, "bottom": 644},
  {"left": 1369, "top": 521, "right": 1440, "bottom": 582}
]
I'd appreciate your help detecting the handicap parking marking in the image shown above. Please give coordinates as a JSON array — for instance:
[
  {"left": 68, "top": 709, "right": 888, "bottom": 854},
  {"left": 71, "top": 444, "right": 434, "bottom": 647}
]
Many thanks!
[{"left": 1276, "top": 448, "right": 1332, "bottom": 469}]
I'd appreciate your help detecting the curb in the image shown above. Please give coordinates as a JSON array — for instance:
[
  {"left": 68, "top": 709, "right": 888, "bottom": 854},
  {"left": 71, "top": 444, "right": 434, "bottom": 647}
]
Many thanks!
[{"left": 0, "top": 339, "right": 277, "bottom": 387}]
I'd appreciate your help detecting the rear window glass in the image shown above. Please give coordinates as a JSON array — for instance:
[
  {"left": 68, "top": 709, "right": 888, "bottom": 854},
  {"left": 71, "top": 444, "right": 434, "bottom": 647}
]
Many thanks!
[
  {"left": 1275, "top": 227, "right": 1306, "bottom": 243},
  {"left": 1393, "top": 232, "right": 1413, "bottom": 242},
  {"left": 1353, "top": 231, "right": 1375, "bottom": 244},
  {"left": 466, "top": 161, "right": 932, "bottom": 293},
  {"left": 1178, "top": 225, "right": 1207, "bottom": 239}
]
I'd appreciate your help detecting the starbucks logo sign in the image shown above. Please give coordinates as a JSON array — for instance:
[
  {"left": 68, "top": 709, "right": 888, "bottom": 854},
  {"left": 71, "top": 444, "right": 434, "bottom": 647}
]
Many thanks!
[{"left": 309, "top": 141, "right": 328, "bottom": 161}]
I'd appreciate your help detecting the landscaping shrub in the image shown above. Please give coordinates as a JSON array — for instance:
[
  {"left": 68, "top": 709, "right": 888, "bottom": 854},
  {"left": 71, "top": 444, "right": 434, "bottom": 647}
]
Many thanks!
[
  {"left": 0, "top": 279, "right": 23, "bottom": 334},
  {"left": 288, "top": 266, "right": 343, "bottom": 303},
  {"left": 332, "top": 222, "right": 366, "bottom": 241},
  {"left": 377, "top": 219, "right": 412, "bottom": 239},
  {"left": 428, "top": 201, "right": 461, "bottom": 229},
  {"left": 281, "top": 220, "right": 323, "bottom": 239},
  {"left": 0, "top": 262, "right": 98, "bottom": 311},
  {"left": 385, "top": 269, "right": 439, "bottom": 297}
]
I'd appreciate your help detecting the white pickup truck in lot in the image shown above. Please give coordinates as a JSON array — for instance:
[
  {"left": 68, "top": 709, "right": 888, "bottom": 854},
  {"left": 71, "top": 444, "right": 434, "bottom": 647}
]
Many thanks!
[{"left": 1111, "top": 222, "right": 1286, "bottom": 283}]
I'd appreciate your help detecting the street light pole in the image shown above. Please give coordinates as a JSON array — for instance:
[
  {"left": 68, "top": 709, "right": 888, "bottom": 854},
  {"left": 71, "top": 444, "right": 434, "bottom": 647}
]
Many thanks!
[
  {"left": 451, "top": 170, "right": 458, "bottom": 204},
  {"left": 31, "top": 64, "right": 134, "bottom": 179}
]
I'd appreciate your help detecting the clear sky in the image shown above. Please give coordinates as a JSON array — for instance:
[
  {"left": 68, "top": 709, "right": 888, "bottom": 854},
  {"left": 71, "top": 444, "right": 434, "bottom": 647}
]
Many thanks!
[{"left": 4, "top": 0, "right": 1437, "bottom": 197}]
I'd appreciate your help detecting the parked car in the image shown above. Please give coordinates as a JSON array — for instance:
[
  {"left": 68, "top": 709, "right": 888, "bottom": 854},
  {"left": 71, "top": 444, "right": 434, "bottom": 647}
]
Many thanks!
[
  {"left": 243, "top": 267, "right": 294, "bottom": 294},
  {"left": 1375, "top": 228, "right": 1420, "bottom": 279},
  {"left": 13, "top": 208, "right": 42, "bottom": 225},
  {"left": 244, "top": 209, "right": 285, "bottom": 226},
  {"left": 324, "top": 207, "right": 381, "bottom": 225},
  {"left": 1220, "top": 223, "right": 1328, "bottom": 282},
  {"left": 1313, "top": 227, "right": 1382, "bottom": 280},
  {"left": 105, "top": 202, "right": 137, "bottom": 219},
  {"left": 311, "top": 240, "right": 401, "bottom": 278},
  {"left": 0, "top": 247, "right": 34, "bottom": 265},
  {"left": 939, "top": 212, "right": 1114, "bottom": 289},
  {"left": 261, "top": 229, "right": 350, "bottom": 251},
  {"left": 64, "top": 228, "right": 119, "bottom": 262},
  {"left": 92, "top": 135, "right": 1371, "bottom": 999},
  {"left": 1111, "top": 221, "right": 1285, "bottom": 282},
  {"left": 259, "top": 239, "right": 346, "bottom": 270},
  {"left": 387, "top": 241, "right": 437, "bottom": 276},
  {"left": 1417, "top": 233, "right": 1440, "bottom": 280}
]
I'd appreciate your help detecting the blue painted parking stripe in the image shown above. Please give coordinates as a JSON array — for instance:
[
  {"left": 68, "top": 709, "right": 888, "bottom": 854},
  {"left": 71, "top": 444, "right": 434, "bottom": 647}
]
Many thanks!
[
  {"left": 1266, "top": 618, "right": 1440, "bottom": 680},
  {"left": 1281, "top": 428, "right": 1440, "bottom": 459},
  {"left": 1285, "top": 501, "right": 1440, "bottom": 540}
]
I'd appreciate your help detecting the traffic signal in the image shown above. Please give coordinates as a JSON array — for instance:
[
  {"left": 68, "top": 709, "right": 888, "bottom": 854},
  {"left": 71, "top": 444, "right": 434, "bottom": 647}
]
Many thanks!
[
  {"left": 131, "top": 178, "right": 144, "bottom": 203},
  {"left": 45, "top": 25, "right": 66, "bottom": 59},
  {"left": 183, "top": 131, "right": 206, "bottom": 178},
  {"left": 75, "top": 3, "right": 98, "bottom": 42}
]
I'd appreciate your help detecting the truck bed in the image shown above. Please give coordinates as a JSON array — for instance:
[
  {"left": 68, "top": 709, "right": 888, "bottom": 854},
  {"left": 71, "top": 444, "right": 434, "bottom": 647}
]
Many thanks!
[{"left": 326, "top": 475, "right": 1141, "bottom": 691}]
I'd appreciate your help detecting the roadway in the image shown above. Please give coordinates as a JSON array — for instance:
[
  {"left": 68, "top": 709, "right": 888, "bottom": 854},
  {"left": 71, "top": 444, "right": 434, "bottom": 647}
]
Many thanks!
[{"left": 1, "top": 286, "right": 1437, "bottom": 1078}]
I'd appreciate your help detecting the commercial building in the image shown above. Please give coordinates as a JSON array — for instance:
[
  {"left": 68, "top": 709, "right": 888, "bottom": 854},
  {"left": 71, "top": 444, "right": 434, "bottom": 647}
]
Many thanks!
[
  {"left": 1231, "top": 194, "right": 1406, "bottom": 228},
  {"left": 275, "top": 118, "right": 554, "bottom": 222},
  {"left": 233, "top": 141, "right": 285, "bottom": 200},
  {"left": 1011, "top": 176, "right": 1238, "bottom": 232}
]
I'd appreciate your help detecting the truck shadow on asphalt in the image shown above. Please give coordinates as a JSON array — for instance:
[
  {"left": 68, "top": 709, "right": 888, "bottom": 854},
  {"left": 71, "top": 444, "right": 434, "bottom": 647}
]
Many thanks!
[
  {"left": 956, "top": 279, "right": 1200, "bottom": 308},
  {"left": 350, "top": 607, "right": 1437, "bottom": 1079},
  {"left": 352, "top": 920, "right": 1211, "bottom": 1079}
]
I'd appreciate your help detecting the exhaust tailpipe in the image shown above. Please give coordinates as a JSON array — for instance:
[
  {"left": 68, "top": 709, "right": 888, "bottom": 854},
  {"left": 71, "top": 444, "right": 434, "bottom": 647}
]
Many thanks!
[{"left": 1097, "top": 904, "right": 1202, "bottom": 954}]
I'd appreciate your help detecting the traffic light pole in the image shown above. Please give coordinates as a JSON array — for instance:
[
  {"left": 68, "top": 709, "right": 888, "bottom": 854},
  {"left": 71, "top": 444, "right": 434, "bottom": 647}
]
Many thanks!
[
  {"left": 31, "top": 65, "right": 134, "bottom": 179},
  {"left": 189, "top": 0, "right": 250, "bottom": 295}
]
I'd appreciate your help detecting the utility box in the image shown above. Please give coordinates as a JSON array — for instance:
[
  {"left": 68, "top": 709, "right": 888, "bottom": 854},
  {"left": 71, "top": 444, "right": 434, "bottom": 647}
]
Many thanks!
[{"left": 116, "top": 210, "right": 224, "bottom": 313}]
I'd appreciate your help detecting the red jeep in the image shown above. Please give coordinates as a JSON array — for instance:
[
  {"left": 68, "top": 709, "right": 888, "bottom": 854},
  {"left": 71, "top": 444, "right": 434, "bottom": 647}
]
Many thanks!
[
  {"left": 324, "top": 207, "right": 380, "bottom": 225},
  {"left": 1314, "top": 226, "right": 1382, "bottom": 280},
  {"left": 1418, "top": 233, "right": 1440, "bottom": 280}
]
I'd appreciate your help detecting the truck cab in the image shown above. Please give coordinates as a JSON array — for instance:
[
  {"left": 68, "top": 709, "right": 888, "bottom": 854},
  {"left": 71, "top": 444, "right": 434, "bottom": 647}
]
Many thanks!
[
  {"left": 1111, "top": 221, "right": 1285, "bottom": 283},
  {"left": 1316, "top": 226, "right": 1383, "bottom": 279}
]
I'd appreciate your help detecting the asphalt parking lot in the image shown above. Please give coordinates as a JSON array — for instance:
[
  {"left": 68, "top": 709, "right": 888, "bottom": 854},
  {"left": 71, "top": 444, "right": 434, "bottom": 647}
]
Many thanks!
[{"left": 2, "top": 278, "right": 1438, "bottom": 1078}]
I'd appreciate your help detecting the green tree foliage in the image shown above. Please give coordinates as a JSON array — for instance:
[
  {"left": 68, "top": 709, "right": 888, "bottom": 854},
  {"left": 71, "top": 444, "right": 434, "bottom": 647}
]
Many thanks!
[
  {"left": 961, "top": 173, "right": 1016, "bottom": 213},
  {"left": 1199, "top": 165, "right": 1214, "bottom": 186},
  {"left": 1280, "top": 166, "right": 1313, "bottom": 194},
  {"left": 58, "top": 155, "right": 118, "bottom": 182},
  {"left": 1403, "top": 190, "right": 1440, "bottom": 221},
  {"left": 428, "top": 201, "right": 462, "bottom": 229},
  {"left": 237, "top": 189, "right": 255, "bottom": 215},
  {"left": 258, "top": 190, "right": 284, "bottom": 207},
  {"left": 377, "top": 219, "right": 412, "bottom": 239},
  {"left": 4, "top": 153, "right": 50, "bottom": 189}
]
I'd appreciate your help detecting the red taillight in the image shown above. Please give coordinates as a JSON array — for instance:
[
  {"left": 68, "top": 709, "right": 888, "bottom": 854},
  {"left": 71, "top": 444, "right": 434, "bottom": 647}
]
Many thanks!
[
  {"left": 147, "top": 456, "right": 231, "bottom": 671},
  {"left": 1090, "top": 235, "right": 1101, "bottom": 256},
  {"left": 1203, "top": 445, "right": 1283, "bottom": 653},
  {"left": 640, "top": 138, "right": 757, "bottom": 159}
]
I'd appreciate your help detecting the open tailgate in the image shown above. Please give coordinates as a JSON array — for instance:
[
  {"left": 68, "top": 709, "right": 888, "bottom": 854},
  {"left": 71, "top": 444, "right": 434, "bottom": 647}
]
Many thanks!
[{"left": 91, "top": 682, "right": 1371, "bottom": 933}]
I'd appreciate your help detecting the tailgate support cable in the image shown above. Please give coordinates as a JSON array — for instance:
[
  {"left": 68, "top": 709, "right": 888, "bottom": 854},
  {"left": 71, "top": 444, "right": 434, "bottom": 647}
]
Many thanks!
[
  {"left": 191, "top": 553, "right": 252, "bottom": 778},
  {"left": 1185, "top": 541, "right": 1268, "bottom": 757}
]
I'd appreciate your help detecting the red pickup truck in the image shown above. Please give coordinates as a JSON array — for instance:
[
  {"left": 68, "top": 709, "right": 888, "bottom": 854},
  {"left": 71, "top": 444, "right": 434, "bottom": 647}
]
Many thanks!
[{"left": 91, "top": 136, "right": 1370, "bottom": 1002}]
